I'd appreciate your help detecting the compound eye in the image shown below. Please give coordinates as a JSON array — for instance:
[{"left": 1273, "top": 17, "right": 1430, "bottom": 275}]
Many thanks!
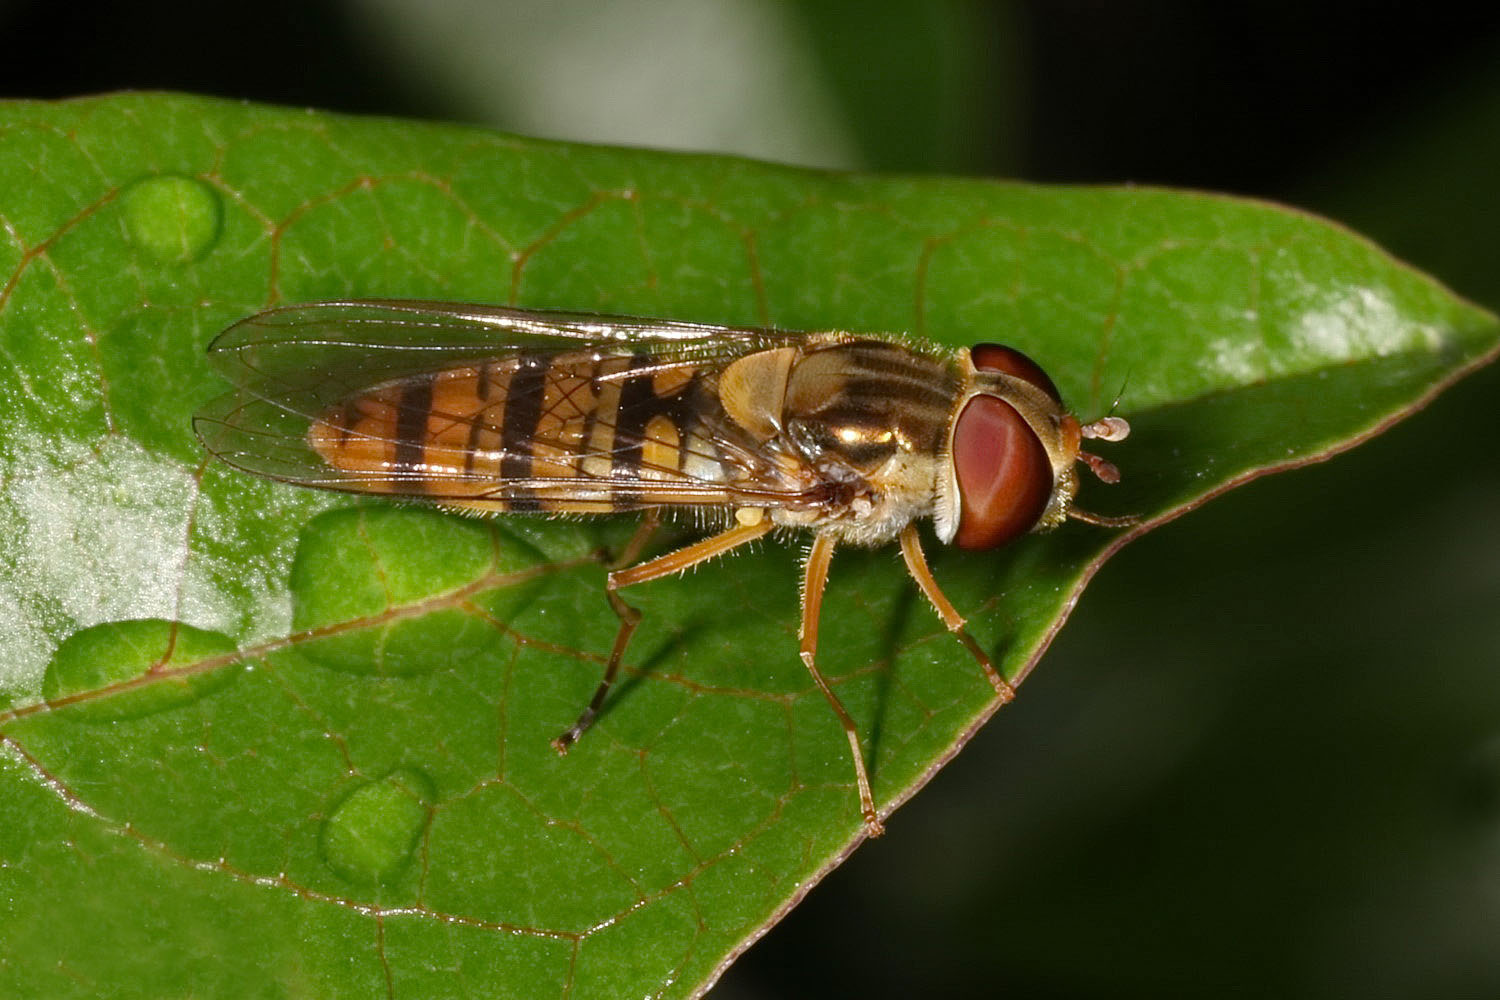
[
  {"left": 952, "top": 394, "right": 1052, "bottom": 551},
  {"left": 970, "top": 343, "right": 1062, "bottom": 403}
]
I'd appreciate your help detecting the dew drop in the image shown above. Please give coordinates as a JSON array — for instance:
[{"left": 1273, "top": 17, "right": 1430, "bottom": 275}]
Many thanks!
[
  {"left": 289, "top": 507, "right": 546, "bottom": 676},
  {"left": 320, "top": 767, "right": 435, "bottom": 883},
  {"left": 42, "top": 619, "right": 242, "bottom": 722},
  {"left": 121, "top": 174, "right": 222, "bottom": 264}
]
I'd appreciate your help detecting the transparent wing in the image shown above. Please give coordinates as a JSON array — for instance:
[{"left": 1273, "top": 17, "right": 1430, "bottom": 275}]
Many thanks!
[
  {"left": 203, "top": 299, "right": 784, "bottom": 402},
  {"left": 195, "top": 301, "right": 826, "bottom": 510}
]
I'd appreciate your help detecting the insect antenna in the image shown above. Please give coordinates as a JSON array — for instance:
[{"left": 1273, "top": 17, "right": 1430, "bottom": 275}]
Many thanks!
[
  {"left": 1071, "top": 396, "right": 1134, "bottom": 523},
  {"left": 1067, "top": 507, "right": 1140, "bottom": 528},
  {"left": 1075, "top": 412, "right": 1129, "bottom": 485},
  {"left": 1107, "top": 367, "right": 1132, "bottom": 417}
]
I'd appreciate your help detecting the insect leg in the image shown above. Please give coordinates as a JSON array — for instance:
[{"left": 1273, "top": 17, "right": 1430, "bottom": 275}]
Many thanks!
[
  {"left": 898, "top": 524, "right": 1015, "bottom": 703},
  {"left": 551, "top": 519, "right": 774, "bottom": 754},
  {"left": 607, "top": 508, "right": 662, "bottom": 570},
  {"left": 800, "top": 533, "right": 885, "bottom": 837}
]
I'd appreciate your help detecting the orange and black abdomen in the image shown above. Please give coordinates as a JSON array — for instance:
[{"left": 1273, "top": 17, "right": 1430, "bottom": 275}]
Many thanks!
[{"left": 306, "top": 352, "right": 722, "bottom": 513}]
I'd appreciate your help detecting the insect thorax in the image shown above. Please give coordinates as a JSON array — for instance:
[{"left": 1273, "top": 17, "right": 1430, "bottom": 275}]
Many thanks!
[{"left": 742, "top": 340, "right": 958, "bottom": 545}]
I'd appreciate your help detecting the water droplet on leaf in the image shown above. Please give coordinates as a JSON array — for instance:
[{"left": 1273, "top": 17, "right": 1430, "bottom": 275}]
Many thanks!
[
  {"left": 289, "top": 507, "right": 546, "bottom": 676},
  {"left": 42, "top": 619, "right": 241, "bottom": 721},
  {"left": 121, "top": 174, "right": 221, "bottom": 264},
  {"left": 320, "top": 766, "right": 435, "bottom": 882}
]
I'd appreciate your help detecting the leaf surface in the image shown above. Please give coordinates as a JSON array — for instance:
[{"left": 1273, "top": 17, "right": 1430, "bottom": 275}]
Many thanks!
[{"left": 0, "top": 94, "right": 1494, "bottom": 998}]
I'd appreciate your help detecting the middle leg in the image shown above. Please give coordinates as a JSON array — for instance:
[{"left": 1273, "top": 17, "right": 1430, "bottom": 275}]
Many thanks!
[{"left": 800, "top": 533, "right": 884, "bottom": 837}]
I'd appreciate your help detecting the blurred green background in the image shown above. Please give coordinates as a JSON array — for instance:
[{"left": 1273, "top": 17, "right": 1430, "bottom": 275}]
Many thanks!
[{"left": 4, "top": 2, "right": 1497, "bottom": 996}]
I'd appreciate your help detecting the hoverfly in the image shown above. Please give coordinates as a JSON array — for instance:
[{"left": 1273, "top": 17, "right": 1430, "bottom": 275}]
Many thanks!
[{"left": 194, "top": 300, "right": 1131, "bottom": 836}]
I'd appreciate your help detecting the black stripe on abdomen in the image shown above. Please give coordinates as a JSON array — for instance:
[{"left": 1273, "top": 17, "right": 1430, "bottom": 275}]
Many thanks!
[
  {"left": 500, "top": 355, "right": 547, "bottom": 511},
  {"left": 394, "top": 374, "right": 434, "bottom": 494},
  {"left": 610, "top": 357, "right": 700, "bottom": 505},
  {"left": 611, "top": 357, "right": 657, "bottom": 485}
]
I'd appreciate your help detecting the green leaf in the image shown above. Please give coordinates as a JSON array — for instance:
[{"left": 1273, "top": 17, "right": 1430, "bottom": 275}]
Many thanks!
[{"left": 0, "top": 93, "right": 1494, "bottom": 998}]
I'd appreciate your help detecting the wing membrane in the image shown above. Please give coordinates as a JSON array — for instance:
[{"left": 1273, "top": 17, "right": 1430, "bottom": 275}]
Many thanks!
[
  {"left": 205, "top": 300, "right": 782, "bottom": 407},
  {"left": 195, "top": 301, "right": 822, "bottom": 510}
]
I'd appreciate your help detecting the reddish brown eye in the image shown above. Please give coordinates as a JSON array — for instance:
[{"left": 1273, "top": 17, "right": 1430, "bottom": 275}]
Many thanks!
[
  {"left": 952, "top": 394, "right": 1052, "bottom": 550},
  {"left": 970, "top": 343, "right": 1061, "bottom": 403}
]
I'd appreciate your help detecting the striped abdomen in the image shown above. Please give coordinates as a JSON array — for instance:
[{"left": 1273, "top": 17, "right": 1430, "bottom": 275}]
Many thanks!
[{"left": 306, "top": 351, "right": 730, "bottom": 513}]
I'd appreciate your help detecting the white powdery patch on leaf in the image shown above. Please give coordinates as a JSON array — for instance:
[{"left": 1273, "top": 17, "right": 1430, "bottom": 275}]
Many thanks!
[
  {"left": 0, "top": 434, "right": 239, "bottom": 694},
  {"left": 1291, "top": 285, "right": 1447, "bottom": 364},
  {"left": 1205, "top": 330, "right": 1265, "bottom": 385}
]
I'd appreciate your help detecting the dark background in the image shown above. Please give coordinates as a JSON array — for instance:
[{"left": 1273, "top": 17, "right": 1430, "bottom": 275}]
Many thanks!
[{"left": 6, "top": 2, "right": 1498, "bottom": 996}]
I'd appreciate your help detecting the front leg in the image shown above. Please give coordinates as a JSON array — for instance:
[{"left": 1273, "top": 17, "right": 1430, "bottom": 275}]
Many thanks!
[{"left": 898, "top": 524, "right": 1015, "bottom": 703}]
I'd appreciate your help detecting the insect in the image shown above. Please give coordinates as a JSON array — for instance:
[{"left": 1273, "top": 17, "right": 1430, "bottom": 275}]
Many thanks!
[{"left": 194, "top": 300, "right": 1131, "bottom": 836}]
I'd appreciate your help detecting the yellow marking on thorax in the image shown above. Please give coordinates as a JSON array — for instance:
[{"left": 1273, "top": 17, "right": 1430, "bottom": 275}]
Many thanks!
[{"left": 719, "top": 346, "right": 797, "bottom": 441}]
